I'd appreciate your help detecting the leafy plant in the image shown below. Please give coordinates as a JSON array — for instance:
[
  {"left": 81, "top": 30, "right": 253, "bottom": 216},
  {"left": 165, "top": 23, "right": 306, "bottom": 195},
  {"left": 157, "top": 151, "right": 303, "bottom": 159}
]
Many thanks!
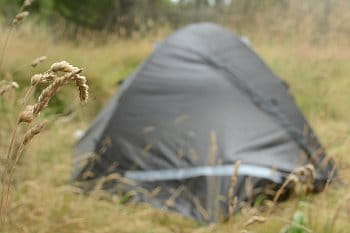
[{"left": 280, "top": 211, "right": 309, "bottom": 233}]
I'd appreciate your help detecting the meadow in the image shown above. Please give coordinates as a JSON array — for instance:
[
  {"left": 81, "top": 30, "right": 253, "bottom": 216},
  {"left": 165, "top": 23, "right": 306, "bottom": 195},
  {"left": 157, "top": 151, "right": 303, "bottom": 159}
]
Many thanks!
[{"left": 0, "top": 12, "right": 350, "bottom": 233}]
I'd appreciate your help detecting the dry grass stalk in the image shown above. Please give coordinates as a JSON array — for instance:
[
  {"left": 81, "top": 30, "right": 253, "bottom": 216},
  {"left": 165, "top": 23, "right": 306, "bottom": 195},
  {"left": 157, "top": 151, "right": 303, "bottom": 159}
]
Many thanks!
[
  {"left": 193, "top": 196, "right": 210, "bottom": 221},
  {"left": 272, "top": 174, "right": 299, "bottom": 204},
  {"left": 12, "top": 11, "right": 29, "bottom": 25},
  {"left": 228, "top": 160, "right": 241, "bottom": 218},
  {"left": 243, "top": 215, "right": 267, "bottom": 228},
  {"left": 244, "top": 177, "right": 254, "bottom": 205},
  {"left": 7, "top": 121, "right": 48, "bottom": 178},
  {"left": 149, "top": 187, "right": 161, "bottom": 198},
  {"left": 268, "top": 164, "right": 316, "bottom": 216},
  {"left": 2, "top": 121, "right": 48, "bottom": 218},
  {"left": 164, "top": 186, "right": 185, "bottom": 208},
  {"left": 208, "top": 131, "right": 218, "bottom": 165},
  {"left": 208, "top": 131, "right": 219, "bottom": 220},
  {"left": 305, "top": 164, "right": 315, "bottom": 186},
  {"left": 0, "top": 61, "right": 89, "bottom": 224},
  {"left": 329, "top": 195, "right": 350, "bottom": 233},
  {"left": 0, "top": 0, "right": 33, "bottom": 74}
]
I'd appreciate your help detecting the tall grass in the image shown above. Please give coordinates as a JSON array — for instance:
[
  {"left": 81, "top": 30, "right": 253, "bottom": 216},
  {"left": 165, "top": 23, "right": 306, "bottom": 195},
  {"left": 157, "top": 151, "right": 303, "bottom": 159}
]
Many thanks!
[{"left": 0, "top": 1, "right": 91, "bottom": 230}]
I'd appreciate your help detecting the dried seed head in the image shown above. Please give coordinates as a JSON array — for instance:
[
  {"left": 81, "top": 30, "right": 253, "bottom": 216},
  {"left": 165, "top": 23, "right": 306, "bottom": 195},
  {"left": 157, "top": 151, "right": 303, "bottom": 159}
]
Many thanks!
[
  {"left": 295, "top": 167, "right": 307, "bottom": 177},
  {"left": 305, "top": 164, "right": 315, "bottom": 181},
  {"left": 33, "top": 69, "right": 82, "bottom": 116},
  {"left": 243, "top": 216, "right": 266, "bottom": 227},
  {"left": 49, "top": 61, "right": 78, "bottom": 73},
  {"left": 13, "top": 11, "right": 29, "bottom": 25},
  {"left": 23, "top": 121, "right": 48, "bottom": 145},
  {"left": 31, "top": 56, "right": 47, "bottom": 68},
  {"left": 18, "top": 105, "right": 34, "bottom": 124},
  {"left": 75, "top": 75, "right": 89, "bottom": 104},
  {"left": 0, "top": 81, "right": 19, "bottom": 96},
  {"left": 11, "top": 82, "right": 19, "bottom": 88},
  {"left": 30, "top": 74, "right": 43, "bottom": 85},
  {"left": 30, "top": 73, "right": 56, "bottom": 85},
  {"left": 0, "top": 86, "right": 9, "bottom": 96},
  {"left": 30, "top": 61, "right": 88, "bottom": 116},
  {"left": 305, "top": 164, "right": 316, "bottom": 190}
]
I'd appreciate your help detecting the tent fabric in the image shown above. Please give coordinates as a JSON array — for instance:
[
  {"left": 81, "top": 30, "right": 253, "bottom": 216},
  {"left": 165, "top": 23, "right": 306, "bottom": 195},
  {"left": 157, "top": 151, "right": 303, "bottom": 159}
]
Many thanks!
[{"left": 73, "top": 23, "right": 334, "bottom": 222}]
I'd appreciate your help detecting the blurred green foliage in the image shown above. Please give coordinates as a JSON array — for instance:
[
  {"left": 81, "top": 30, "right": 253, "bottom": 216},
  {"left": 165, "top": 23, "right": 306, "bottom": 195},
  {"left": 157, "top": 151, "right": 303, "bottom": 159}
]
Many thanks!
[
  {"left": 281, "top": 211, "right": 308, "bottom": 233},
  {"left": 0, "top": 0, "right": 177, "bottom": 33},
  {"left": 0, "top": 0, "right": 337, "bottom": 41},
  {"left": 0, "top": 0, "right": 255, "bottom": 35}
]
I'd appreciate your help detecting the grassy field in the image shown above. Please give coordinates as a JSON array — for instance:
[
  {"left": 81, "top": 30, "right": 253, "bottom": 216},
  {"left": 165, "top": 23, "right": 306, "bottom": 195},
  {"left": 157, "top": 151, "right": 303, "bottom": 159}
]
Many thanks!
[{"left": 0, "top": 23, "right": 350, "bottom": 233}]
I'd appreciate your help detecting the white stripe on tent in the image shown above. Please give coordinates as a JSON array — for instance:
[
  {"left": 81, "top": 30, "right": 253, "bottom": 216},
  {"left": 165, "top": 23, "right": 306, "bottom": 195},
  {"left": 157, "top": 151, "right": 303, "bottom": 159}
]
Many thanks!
[{"left": 124, "top": 164, "right": 282, "bottom": 183}]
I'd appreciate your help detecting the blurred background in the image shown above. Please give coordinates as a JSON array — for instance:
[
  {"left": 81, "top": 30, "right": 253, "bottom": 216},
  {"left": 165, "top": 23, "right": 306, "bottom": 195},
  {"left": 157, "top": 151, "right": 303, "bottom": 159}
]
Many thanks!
[
  {"left": 0, "top": 1, "right": 349, "bottom": 232},
  {"left": 1, "top": 0, "right": 349, "bottom": 116},
  {"left": 1, "top": 0, "right": 349, "bottom": 42}
]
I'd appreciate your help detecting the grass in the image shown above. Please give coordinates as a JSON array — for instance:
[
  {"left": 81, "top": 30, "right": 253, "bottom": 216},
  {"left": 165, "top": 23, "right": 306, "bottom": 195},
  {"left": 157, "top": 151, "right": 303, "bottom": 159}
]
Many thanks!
[{"left": 0, "top": 23, "right": 350, "bottom": 232}]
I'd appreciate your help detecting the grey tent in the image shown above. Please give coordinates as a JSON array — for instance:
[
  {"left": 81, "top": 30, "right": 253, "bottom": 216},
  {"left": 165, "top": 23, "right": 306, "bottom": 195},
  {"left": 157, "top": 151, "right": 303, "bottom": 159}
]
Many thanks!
[{"left": 73, "top": 23, "right": 334, "bottom": 222}]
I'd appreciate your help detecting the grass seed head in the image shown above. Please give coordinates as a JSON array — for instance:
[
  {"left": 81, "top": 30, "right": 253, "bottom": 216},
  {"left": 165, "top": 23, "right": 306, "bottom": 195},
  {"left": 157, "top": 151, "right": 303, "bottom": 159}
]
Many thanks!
[
  {"left": 305, "top": 164, "right": 316, "bottom": 190},
  {"left": 30, "top": 73, "right": 56, "bottom": 85},
  {"left": 10, "top": 82, "right": 19, "bottom": 88},
  {"left": 295, "top": 167, "right": 307, "bottom": 177},
  {"left": 33, "top": 68, "right": 83, "bottom": 116},
  {"left": 30, "top": 74, "right": 43, "bottom": 85},
  {"left": 0, "top": 81, "right": 19, "bottom": 96},
  {"left": 18, "top": 105, "right": 34, "bottom": 124},
  {"left": 305, "top": 164, "right": 315, "bottom": 182},
  {"left": 49, "top": 61, "right": 78, "bottom": 73},
  {"left": 23, "top": 121, "right": 48, "bottom": 145},
  {"left": 31, "top": 56, "right": 47, "bottom": 68},
  {"left": 75, "top": 75, "right": 89, "bottom": 104}
]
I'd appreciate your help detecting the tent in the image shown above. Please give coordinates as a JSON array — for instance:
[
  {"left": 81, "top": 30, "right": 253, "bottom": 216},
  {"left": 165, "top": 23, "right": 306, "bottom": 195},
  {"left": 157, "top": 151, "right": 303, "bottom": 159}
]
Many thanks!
[{"left": 73, "top": 23, "right": 335, "bottom": 222}]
